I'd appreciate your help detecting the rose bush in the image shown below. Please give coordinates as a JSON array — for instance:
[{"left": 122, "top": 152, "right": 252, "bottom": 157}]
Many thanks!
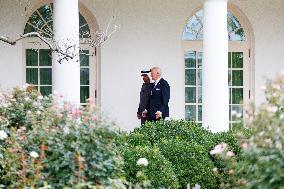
[
  {"left": 212, "top": 73, "right": 284, "bottom": 189},
  {"left": 0, "top": 86, "right": 125, "bottom": 188}
]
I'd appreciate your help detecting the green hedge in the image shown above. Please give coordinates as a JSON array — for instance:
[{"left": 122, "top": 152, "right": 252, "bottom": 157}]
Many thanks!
[
  {"left": 132, "top": 120, "right": 216, "bottom": 151},
  {"left": 124, "top": 120, "right": 245, "bottom": 188},
  {"left": 158, "top": 139, "right": 217, "bottom": 188},
  {"left": 123, "top": 145, "right": 179, "bottom": 188}
]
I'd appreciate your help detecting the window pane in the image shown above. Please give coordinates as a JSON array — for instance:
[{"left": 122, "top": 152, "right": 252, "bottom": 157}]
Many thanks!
[
  {"left": 79, "top": 24, "right": 91, "bottom": 38},
  {"left": 185, "top": 105, "right": 196, "bottom": 121},
  {"left": 185, "top": 87, "right": 196, "bottom": 103},
  {"left": 40, "top": 68, "right": 52, "bottom": 85},
  {"left": 232, "top": 88, "right": 243, "bottom": 104},
  {"left": 231, "top": 105, "right": 243, "bottom": 121},
  {"left": 198, "top": 69, "right": 202, "bottom": 86},
  {"left": 198, "top": 87, "right": 202, "bottom": 103},
  {"left": 26, "top": 68, "right": 38, "bottom": 84},
  {"left": 228, "top": 52, "right": 231, "bottom": 68},
  {"left": 198, "top": 105, "right": 202, "bottom": 121},
  {"left": 40, "top": 86, "right": 52, "bottom": 96},
  {"left": 232, "top": 52, "right": 243, "bottom": 68},
  {"left": 185, "top": 69, "right": 196, "bottom": 85},
  {"left": 39, "top": 49, "right": 52, "bottom": 66},
  {"left": 229, "top": 88, "right": 232, "bottom": 104},
  {"left": 79, "top": 14, "right": 88, "bottom": 26},
  {"left": 80, "top": 68, "right": 89, "bottom": 85},
  {"left": 24, "top": 23, "right": 36, "bottom": 34},
  {"left": 232, "top": 70, "right": 243, "bottom": 86},
  {"left": 80, "top": 86, "right": 89, "bottom": 103},
  {"left": 41, "top": 25, "right": 53, "bottom": 38},
  {"left": 184, "top": 52, "right": 196, "bottom": 68},
  {"left": 197, "top": 52, "right": 202, "bottom": 68},
  {"left": 80, "top": 50, "right": 89, "bottom": 66},
  {"left": 227, "top": 12, "right": 245, "bottom": 41},
  {"left": 26, "top": 49, "right": 38, "bottom": 66},
  {"left": 229, "top": 105, "right": 232, "bottom": 121},
  {"left": 228, "top": 70, "right": 232, "bottom": 86},
  {"left": 38, "top": 4, "right": 52, "bottom": 23},
  {"left": 28, "top": 12, "right": 45, "bottom": 29}
]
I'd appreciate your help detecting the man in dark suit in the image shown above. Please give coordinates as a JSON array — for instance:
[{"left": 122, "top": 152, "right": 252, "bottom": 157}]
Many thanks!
[
  {"left": 142, "top": 67, "right": 170, "bottom": 121},
  {"left": 137, "top": 73, "right": 152, "bottom": 125}
]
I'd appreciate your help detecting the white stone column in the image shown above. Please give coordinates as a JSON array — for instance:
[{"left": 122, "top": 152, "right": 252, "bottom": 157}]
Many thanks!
[
  {"left": 53, "top": 0, "right": 80, "bottom": 104},
  {"left": 202, "top": 0, "right": 229, "bottom": 132}
]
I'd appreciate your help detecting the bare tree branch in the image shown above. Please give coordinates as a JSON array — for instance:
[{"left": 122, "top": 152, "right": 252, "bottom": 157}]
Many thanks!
[{"left": 0, "top": 16, "right": 119, "bottom": 62}]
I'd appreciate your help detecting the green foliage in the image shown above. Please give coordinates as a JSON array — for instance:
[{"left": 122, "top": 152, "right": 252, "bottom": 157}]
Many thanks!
[
  {"left": 239, "top": 75, "right": 284, "bottom": 188},
  {"left": 125, "top": 120, "right": 244, "bottom": 188},
  {"left": 134, "top": 120, "right": 216, "bottom": 151},
  {"left": 0, "top": 86, "right": 125, "bottom": 188},
  {"left": 0, "top": 86, "right": 52, "bottom": 130},
  {"left": 213, "top": 74, "right": 284, "bottom": 189},
  {"left": 123, "top": 145, "right": 179, "bottom": 189},
  {"left": 158, "top": 139, "right": 217, "bottom": 188}
]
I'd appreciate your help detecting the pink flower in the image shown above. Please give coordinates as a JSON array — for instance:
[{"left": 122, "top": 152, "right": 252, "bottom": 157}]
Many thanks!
[
  {"left": 210, "top": 142, "right": 227, "bottom": 155},
  {"left": 241, "top": 143, "right": 249, "bottom": 151},
  {"left": 71, "top": 108, "right": 83, "bottom": 117},
  {"left": 226, "top": 151, "right": 235, "bottom": 157},
  {"left": 91, "top": 115, "right": 97, "bottom": 121}
]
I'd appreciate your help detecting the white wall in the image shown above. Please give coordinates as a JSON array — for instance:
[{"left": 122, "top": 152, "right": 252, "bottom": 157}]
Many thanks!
[
  {"left": 0, "top": 1, "right": 25, "bottom": 89},
  {"left": 1, "top": 0, "right": 284, "bottom": 131},
  {"left": 233, "top": 0, "right": 284, "bottom": 104},
  {"left": 84, "top": 0, "right": 202, "bottom": 130}
]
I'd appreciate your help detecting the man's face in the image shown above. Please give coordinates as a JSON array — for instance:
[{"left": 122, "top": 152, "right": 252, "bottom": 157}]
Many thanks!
[
  {"left": 151, "top": 69, "right": 159, "bottom": 81},
  {"left": 142, "top": 75, "right": 150, "bottom": 83}
]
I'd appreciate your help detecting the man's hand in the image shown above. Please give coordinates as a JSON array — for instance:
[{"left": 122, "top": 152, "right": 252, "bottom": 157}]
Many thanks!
[
  {"left": 142, "top": 110, "right": 147, "bottom": 117},
  {"left": 155, "top": 111, "right": 162, "bottom": 120}
]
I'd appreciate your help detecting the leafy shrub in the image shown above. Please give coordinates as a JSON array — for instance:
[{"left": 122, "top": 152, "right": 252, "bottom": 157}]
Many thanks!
[
  {"left": 0, "top": 86, "right": 125, "bottom": 188},
  {"left": 238, "top": 74, "right": 284, "bottom": 188},
  {"left": 122, "top": 145, "right": 179, "bottom": 189},
  {"left": 127, "top": 120, "right": 247, "bottom": 188},
  {"left": 213, "top": 73, "right": 284, "bottom": 189},
  {"left": 0, "top": 86, "right": 52, "bottom": 130},
  {"left": 134, "top": 120, "right": 216, "bottom": 151},
  {"left": 158, "top": 139, "right": 217, "bottom": 188}
]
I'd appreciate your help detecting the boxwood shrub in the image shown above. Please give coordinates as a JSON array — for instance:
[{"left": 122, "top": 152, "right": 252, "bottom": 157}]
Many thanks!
[
  {"left": 125, "top": 120, "right": 246, "bottom": 188},
  {"left": 122, "top": 145, "right": 179, "bottom": 189},
  {"left": 158, "top": 139, "right": 217, "bottom": 188}
]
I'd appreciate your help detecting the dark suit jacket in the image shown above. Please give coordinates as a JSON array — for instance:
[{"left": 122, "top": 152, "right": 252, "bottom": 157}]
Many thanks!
[
  {"left": 137, "top": 82, "right": 152, "bottom": 114},
  {"left": 149, "top": 78, "right": 170, "bottom": 120}
]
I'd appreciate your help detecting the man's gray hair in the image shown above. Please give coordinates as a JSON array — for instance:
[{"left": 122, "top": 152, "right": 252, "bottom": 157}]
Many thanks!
[{"left": 151, "top": 66, "right": 162, "bottom": 76}]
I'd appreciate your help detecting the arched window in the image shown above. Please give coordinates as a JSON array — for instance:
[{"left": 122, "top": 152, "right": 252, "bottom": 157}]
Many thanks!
[
  {"left": 182, "top": 8, "right": 251, "bottom": 128},
  {"left": 24, "top": 3, "right": 95, "bottom": 104},
  {"left": 182, "top": 9, "right": 245, "bottom": 41},
  {"left": 24, "top": 4, "right": 90, "bottom": 38}
]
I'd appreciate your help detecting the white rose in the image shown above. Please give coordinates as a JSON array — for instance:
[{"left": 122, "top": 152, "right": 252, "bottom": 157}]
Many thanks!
[
  {"left": 0, "top": 130, "right": 8, "bottom": 140},
  {"left": 193, "top": 183, "right": 201, "bottom": 189},
  {"left": 23, "top": 83, "right": 30, "bottom": 89},
  {"left": 30, "top": 151, "right": 39, "bottom": 158},
  {"left": 137, "top": 158, "right": 149, "bottom": 166},
  {"left": 37, "top": 95, "right": 43, "bottom": 100}
]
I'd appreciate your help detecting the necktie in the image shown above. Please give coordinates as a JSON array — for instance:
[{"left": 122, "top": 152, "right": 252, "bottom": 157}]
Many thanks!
[{"left": 154, "top": 81, "right": 157, "bottom": 87}]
